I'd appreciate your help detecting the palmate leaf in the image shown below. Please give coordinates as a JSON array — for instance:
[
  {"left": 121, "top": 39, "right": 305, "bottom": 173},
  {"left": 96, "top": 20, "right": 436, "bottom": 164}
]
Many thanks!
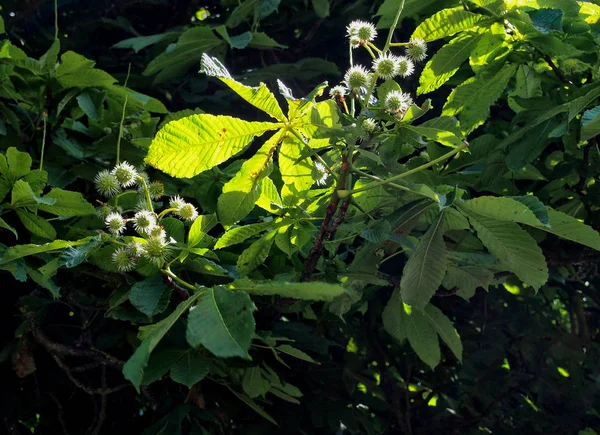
[
  {"left": 469, "top": 23, "right": 508, "bottom": 72},
  {"left": 141, "top": 347, "right": 187, "bottom": 385},
  {"left": 443, "top": 63, "right": 517, "bottom": 134},
  {"left": 382, "top": 290, "right": 406, "bottom": 343},
  {"left": 229, "top": 278, "right": 346, "bottom": 301},
  {"left": 16, "top": 210, "right": 56, "bottom": 240},
  {"left": 276, "top": 345, "right": 319, "bottom": 363},
  {"left": 443, "top": 264, "right": 494, "bottom": 300},
  {"left": 279, "top": 132, "right": 314, "bottom": 205},
  {"left": 186, "top": 286, "right": 255, "bottom": 359},
  {"left": 278, "top": 80, "right": 330, "bottom": 121},
  {"left": 143, "top": 27, "right": 226, "bottom": 84},
  {"left": 242, "top": 366, "right": 269, "bottom": 398},
  {"left": 568, "top": 81, "right": 600, "bottom": 121},
  {"left": 237, "top": 230, "right": 276, "bottom": 276},
  {"left": 505, "top": 118, "right": 554, "bottom": 171},
  {"left": 418, "top": 32, "right": 482, "bottom": 95},
  {"left": 201, "top": 54, "right": 287, "bottom": 122},
  {"left": 512, "top": 196, "right": 549, "bottom": 226},
  {"left": 6, "top": 147, "right": 32, "bottom": 180},
  {"left": 581, "top": 106, "right": 600, "bottom": 141},
  {"left": 37, "top": 188, "right": 95, "bottom": 216},
  {"left": 384, "top": 292, "right": 462, "bottom": 368},
  {"left": 466, "top": 212, "right": 548, "bottom": 290},
  {"left": 535, "top": 209, "right": 600, "bottom": 251},
  {"left": 227, "top": 388, "right": 278, "bottom": 426},
  {"left": 11, "top": 180, "right": 55, "bottom": 207},
  {"left": 217, "top": 132, "right": 282, "bottom": 225},
  {"left": 302, "top": 100, "right": 340, "bottom": 149},
  {"left": 145, "top": 114, "right": 278, "bottom": 178},
  {"left": 580, "top": 1, "right": 600, "bottom": 24},
  {"left": 459, "top": 196, "right": 547, "bottom": 227},
  {"left": 465, "top": 198, "right": 600, "bottom": 250},
  {"left": 123, "top": 293, "right": 202, "bottom": 389},
  {"left": 257, "top": 177, "right": 283, "bottom": 212},
  {"left": 55, "top": 51, "right": 117, "bottom": 88},
  {"left": 112, "top": 33, "right": 173, "bottom": 53},
  {"left": 215, "top": 219, "right": 288, "bottom": 249},
  {"left": 402, "top": 125, "right": 464, "bottom": 148},
  {"left": 403, "top": 302, "right": 440, "bottom": 369},
  {"left": 248, "top": 32, "right": 287, "bottom": 49},
  {"left": 129, "top": 275, "right": 171, "bottom": 318},
  {"left": 422, "top": 304, "right": 462, "bottom": 361},
  {"left": 0, "top": 237, "right": 95, "bottom": 265},
  {"left": 169, "top": 352, "right": 210, "bottom": 388},
  {"left": 0, "top": 217, "right": 17, "bottom": 239},
  {"left": 187, "top": 214, "right": 218, "bottom": 249},
  {"left": 400, "top": 212, "right": 447, "bottom": 309},
  {"left": 499, "top": 104, "right": 567, "bottom": 150},
  {"left": 412, "top": 7, "right": 487, "bottom": 42}
]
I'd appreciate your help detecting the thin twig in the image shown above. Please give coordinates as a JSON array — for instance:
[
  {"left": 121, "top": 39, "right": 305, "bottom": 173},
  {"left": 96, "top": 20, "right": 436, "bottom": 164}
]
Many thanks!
[
  {"left": 568, "top": 287, "right": 590, "bottom": 344},
  {"left": 543, "top": 55, "right": 571, "bottom": 85},
  {"left": 404, "top": 363, "right": 413, "bottom": 435},
  {"left": 40, "top": 113, "right": 47, "bottom": 171},
  {"left": 49, "top": 393, "right": 70, "bottom": 435},
  {"left": 89, "top": 366, "right": 108, "bottom": 435},
  {"left": 52, "top": 355, "right": 129, "bottom": 396},
  {"left": 70, "top": 362, "right": 102, "bottom": 373},
  {"left": 116, "top": 64, "right": 131, "bottom": 165},
  {"left": 32, "top": 327, "right": 124, "bottom": 369}
]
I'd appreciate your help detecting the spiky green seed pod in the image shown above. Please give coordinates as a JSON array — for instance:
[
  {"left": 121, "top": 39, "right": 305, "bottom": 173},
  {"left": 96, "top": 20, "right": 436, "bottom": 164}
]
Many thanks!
[
  {"left": 94, "top": 170, "right": 121, "bottom": 197},
  {"left": 112, "top": 162, "right": 138, "bottom": 188},
  {"left": 112, "top": 247, "right": 136, "bottom": 272},
  {"left": 178, "top": 203, "right": 198, "bottom": 221},
  {"left": 105, "top": 212, "right": 125, "bottom": 235},
  {"left": 143, "top": 236, "right": 171, "bottom": 266}
]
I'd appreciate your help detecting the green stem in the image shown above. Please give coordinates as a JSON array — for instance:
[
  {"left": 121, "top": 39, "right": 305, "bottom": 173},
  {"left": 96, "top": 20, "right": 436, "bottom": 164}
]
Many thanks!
[
  {"left": 352, "top": 168, "right": 412, "bottom": 193},
  {"left": 157, "top": 208, "right": 177, "bottom": 220},
  {"left": 364, "top": 72, "right": 380, "bottom": 108},
  {"left": 116, "top": 65, "right": 132, "bottom": 165},
  {"left": 162, "top": 267, "right": 197, "bottom": 292},
  {"left": 136, "top": 175, "right": 154, "bottom": 211},
  {"left": 364, "top": 44, "right": 377, "bottom": 59},
  {"left": 109, "top": 189, "right": 138, "bottom": 209},
  {"left": 367, "top": 42, "right": 382, "bottom": 53},
  {"left": 384, "top": 0, "right": 406, "bottom": 53},
  {"left": 324, "top": 233, "right": 356, "bottom": 244},
  {"left": 116, "top": 96, "right": 127, "bottom": 165},
  {"left": 115, "top": 190, "right": 139, "bottom": 199},
  {"left": 380, "top": 249, "right": 405, "bottom": 265},
  {"left": 54, "top": 0, "right": 59, "bottom": 40},
  {"left": 289, "top": 128, "right": 338, "bottom": 182},
  {"left": 389, "top": 42, "right": 409, "bottom": 47},
  {"left": 40, "top": 113, "right": 47, "bottom": 171},
  {"left": 106, "top": 239, "right": 128, "bottom": 247},
  {"left": 348, "top": 141, "right": 469, "bottom": 195}
]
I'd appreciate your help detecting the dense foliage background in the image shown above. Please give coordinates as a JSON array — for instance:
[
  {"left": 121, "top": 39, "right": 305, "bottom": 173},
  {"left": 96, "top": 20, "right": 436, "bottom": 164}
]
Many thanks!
[{"left": 1, "top": 0, "right": 600, "bottom": 434}]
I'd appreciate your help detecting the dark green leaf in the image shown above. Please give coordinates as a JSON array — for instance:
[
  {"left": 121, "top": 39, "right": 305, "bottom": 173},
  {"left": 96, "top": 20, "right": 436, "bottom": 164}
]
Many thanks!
[
  {"left": 401, "top": 212, "right": 447, "bottom": 308},
  {"left": 130, "top": 275, "right": 172, "bottom": 317},
  {"left": 186, "top": 287, "right": 255, "bottom": 359},
  {"left": 170, "top": 352, "right": 210, "bottom": 388}
]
